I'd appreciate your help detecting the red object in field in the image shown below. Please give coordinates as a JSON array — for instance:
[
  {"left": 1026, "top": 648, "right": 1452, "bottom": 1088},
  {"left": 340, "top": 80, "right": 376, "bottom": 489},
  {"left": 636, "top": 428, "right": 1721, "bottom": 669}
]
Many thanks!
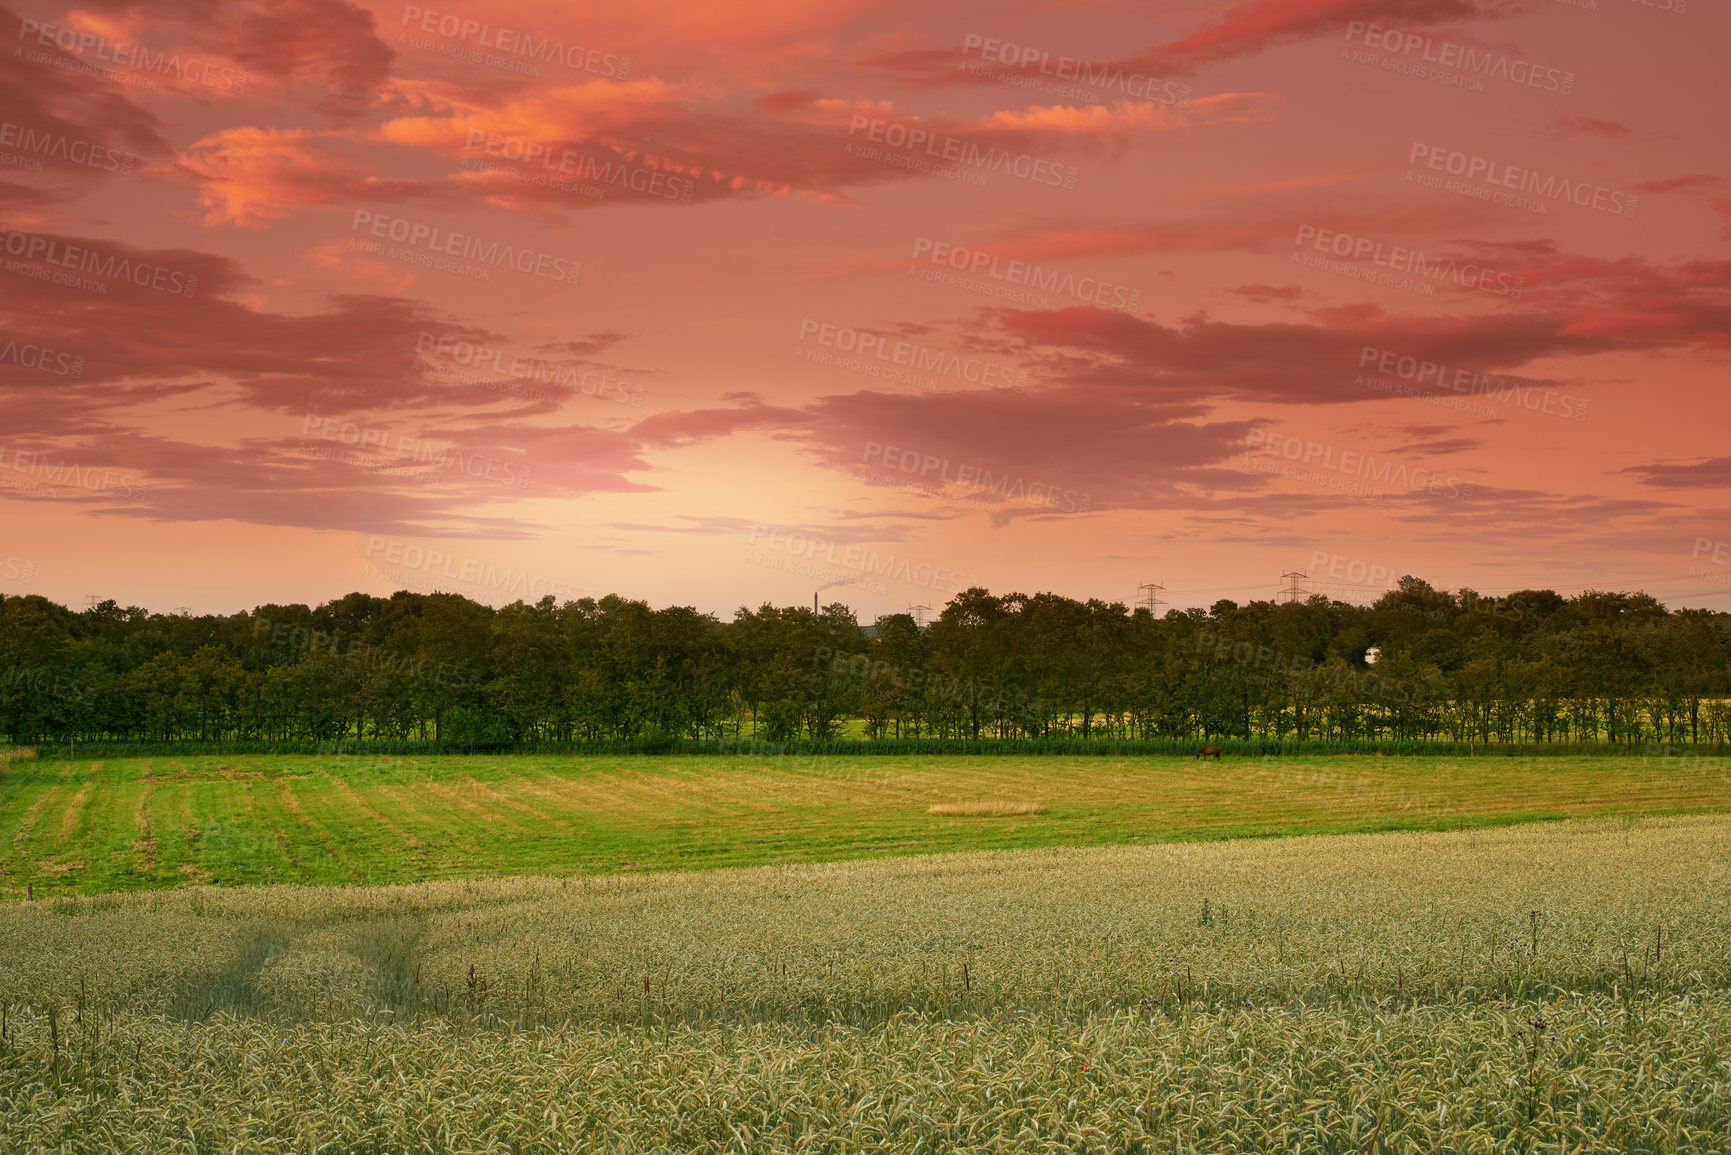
[{"left": 1196, "top": 746, "right": 1222, "bottom": 760}]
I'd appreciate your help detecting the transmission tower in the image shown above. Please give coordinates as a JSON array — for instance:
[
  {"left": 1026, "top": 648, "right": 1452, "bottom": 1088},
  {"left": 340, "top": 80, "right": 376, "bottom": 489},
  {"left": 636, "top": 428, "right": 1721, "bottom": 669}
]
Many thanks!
[
  {"left": 908, "top": 604, "right": 932, "bottom": 628},
  {"left": 83, "top": 595, "right": 101, "bottom": 610},
  {"left": 1137, "top": 582, "right": 1165, "bottom": 616},
  {"left": 1278, "top": 571, "right": 1309, "bottom": 604}
]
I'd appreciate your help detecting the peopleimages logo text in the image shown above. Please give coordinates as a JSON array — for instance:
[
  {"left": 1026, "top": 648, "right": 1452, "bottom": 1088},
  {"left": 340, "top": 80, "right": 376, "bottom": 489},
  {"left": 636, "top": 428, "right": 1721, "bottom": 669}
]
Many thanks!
[
  {"left": 1344, "top": 22, "right": 1575, "bottom": 94},
  {"left": 1408, "top": 144, "right": 1636, "bottom": 218},
  {"left": 0, "top": 122, "right": 135, "bottom": 174},
  {"left": 959, "top": 34, "right": 1191, "bottom": 106},
  {"left": 0, "top": 229, "right": 198, "bottom": 296},
  {"left": 18, "top": 19, "right": 251, "bottom": 92},
  {"left": 398, "top": 7, "right": 630, "bottom": 77},
  {"left": 797, "top": 318, "right": 1026, "bottom": 392},
  {"left": 1294, "top": 225, "right": 1524, "bottom": 298},
  {"left": 863, "top": 442, "right": 1091, "bottom": 513},
  {"left": 360, "top": 538, "right": 594, "bottom": 601},
  {"left": 0, "top": 447, "right": 147, "bottom": 499},
  {"left": 746, "top": 526, "right": 968, "bottom": 595},
  {"left": 846, "top": 116, "right": 1078, "bottom": 189},
  {"left": 910, "top": 238, "right": 1141, "bottom": 312},
  {"left": 1246, "top": 430, "right": 1475, "bottom": 502},
  {"left": 415, "top": 333, "right": 645, "bottom": 406},
  {"left": 0, "top": 335, "right": 83, "bottom": 378},
  {"left": 463, "top": 133, "right": 693, "bottom": 202},
  {"left": 1357, "top": 346, "right": 1587, "bottom": 421},
  {"left": 349, "top": 211, "right": 582, "bottom": 285}
]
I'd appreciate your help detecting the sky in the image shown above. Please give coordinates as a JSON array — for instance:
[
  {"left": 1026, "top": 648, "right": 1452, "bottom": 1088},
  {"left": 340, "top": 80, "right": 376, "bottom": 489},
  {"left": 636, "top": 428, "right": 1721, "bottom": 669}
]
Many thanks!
[{"left": 2, "top": 0, "right": 1728, "bottom": 620}]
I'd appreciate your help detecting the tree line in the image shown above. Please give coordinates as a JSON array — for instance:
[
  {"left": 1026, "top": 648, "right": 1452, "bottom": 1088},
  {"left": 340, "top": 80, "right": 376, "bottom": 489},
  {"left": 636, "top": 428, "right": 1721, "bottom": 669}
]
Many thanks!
[{"left": 1, "top": 577, "right": 1728, "bottom": 747}]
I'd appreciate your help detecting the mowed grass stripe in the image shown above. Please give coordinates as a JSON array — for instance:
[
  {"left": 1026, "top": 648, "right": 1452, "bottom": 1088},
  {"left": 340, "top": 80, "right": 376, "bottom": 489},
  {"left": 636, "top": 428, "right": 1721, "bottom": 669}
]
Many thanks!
[
  {"left": 283, "top": 773, "right": 386, "bottom": 885},
  {"left": 566, "top": 765, "right": 739, "bottom": 822},
  {"left": 520, "top": 764, "right": 763, "bottom": 831},
  {"left": 9, "top": 780, "right": 64, "bottom": 853},
  {"left": 496, "top": 768, "right": 591, "bottom": 826},
  {"left": 246, "top": 772, "right": 310, "bottom": 881},
  {"left": 271, "top": 772, "right": 387, "bottom": 884},
  {"left": 185, "top": 777, "right": 244, "bottom": 882},
  {"left": 137, "top": 780, "right": 186, "bottom": 886},
  {"left": 308, "top": 772, "right": 425, "bottom": 883},
  {"left": 128, "top": 779, "right": 158, "bottom": 878},
  {"left": 171, "top": 786, "right": 203, "bottom": 880},
  {"left": 377, "top": 772, "right": 534, "bottom": 874},
  {"left": 474, "top": 761, "right": 588, "bottom": 827},
  {"left": 517, "top": 769, "right": 641, "bottom": 848},
  {"left": 92, "top": 773, "right": 139, "bottom": 878},
  {"left": 56, "top": 780, "right": 94, "bottom": 844},
  {"left": 406, "top": 776, "right": 555, "bottom": 861},
  {"left": 273, "top": 775, "right": 316, "bottom": 833},
  {"left": 371, "top": 784, "right": 485, "bottom": 858},
  {"left": 84, "top": 769, "right": 129, "bottom": 858},
  {"left": 323, "top": 774, "right": 424, "bottom": 849},
  {"left": 476, "top": 771, "right": 579, "bottom": 834}
]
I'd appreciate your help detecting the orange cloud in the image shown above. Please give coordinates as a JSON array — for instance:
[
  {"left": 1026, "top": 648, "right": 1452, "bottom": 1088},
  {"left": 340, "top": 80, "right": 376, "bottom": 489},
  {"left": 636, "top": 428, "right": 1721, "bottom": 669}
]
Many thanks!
[{"left": 180, "top": 127, "right": 424, "bottom": 225}]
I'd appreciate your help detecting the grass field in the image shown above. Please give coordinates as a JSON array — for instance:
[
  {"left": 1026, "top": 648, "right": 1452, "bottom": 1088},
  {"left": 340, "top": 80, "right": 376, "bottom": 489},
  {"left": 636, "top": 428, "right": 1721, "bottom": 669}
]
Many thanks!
[
  {"left": 2, "top": 747, "right": 1729, "bottom": 898},
  {"left": 2, "top": 816, "right": 1729, "bottom": 1151}
]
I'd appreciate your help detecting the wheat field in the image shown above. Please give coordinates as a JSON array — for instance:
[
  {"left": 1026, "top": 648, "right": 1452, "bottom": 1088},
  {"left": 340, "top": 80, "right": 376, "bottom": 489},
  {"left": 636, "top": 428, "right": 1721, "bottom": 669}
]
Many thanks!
[{"left": 3, "top": 813, "right": 1730, "bottom": 1150}]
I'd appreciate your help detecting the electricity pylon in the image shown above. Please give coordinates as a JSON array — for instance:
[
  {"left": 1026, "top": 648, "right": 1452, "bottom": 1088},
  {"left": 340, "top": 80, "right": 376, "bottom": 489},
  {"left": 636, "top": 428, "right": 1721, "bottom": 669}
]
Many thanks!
[{"left": 1137, "top": 582, "right": 1165, "bottom": 616}]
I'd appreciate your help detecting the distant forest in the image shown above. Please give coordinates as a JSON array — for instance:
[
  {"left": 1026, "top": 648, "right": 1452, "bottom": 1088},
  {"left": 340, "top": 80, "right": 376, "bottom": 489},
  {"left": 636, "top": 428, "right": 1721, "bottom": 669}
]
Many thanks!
[{"left": 1, "top": 579, "right": 1728, "bottom": 747}]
